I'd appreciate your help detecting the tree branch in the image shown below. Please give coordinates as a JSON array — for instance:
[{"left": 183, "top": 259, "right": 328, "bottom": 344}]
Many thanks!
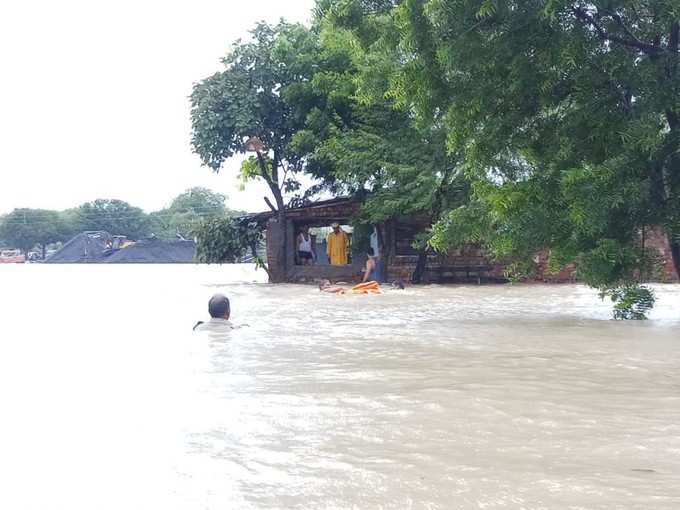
[
  {"left": 600, "top": 8, "right": 654, "bottom": 51},
  {"left": 255, "top": 151, "right": 285, "bottom": 210},
  {"left": 572, "top": 6, "right": 665, "bottom": 56},
  {"left": 264, "top": 196, "right": 277, "bottom": 212},
  {"left": 666, "top": 22, "right": 680, "bottom": 132},
  {"left": 671, "top": 21, "right": 680, "bottom": 54},
  {"left": 669, "top": 21, "right": 680, "bottom": 79},
  {"left": 271, "top": 150, "right": 280, "bottom": 187},
  {"left": 256, "top": 151, "right": 275, "bottom": 189},
  {"left": 282, "top": 165, "right": 290, "bottom": 187}
]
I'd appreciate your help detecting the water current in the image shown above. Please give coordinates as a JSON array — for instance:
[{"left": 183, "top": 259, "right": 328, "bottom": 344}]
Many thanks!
[{"left": 0, "top": 265, "right": 678, "bottom": 509}]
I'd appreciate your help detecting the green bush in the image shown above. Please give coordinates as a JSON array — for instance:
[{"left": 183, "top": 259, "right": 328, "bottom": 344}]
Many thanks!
[
  {"left": 600, "top": 284, "right": 656, "bottom": 320},
  {"left": 194, "top": 217, "right": 265, "bottom": 266}
]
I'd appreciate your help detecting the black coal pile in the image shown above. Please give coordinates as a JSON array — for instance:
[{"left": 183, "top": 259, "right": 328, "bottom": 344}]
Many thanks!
[
  {"left": 44, "top": 231, "right": 112, "bottom": 263},
  {"left": 104, "top": 240, "right": 196, "bottom": 263},
  {"left": 46, "top": 233, "right": 196, "bottom": 264}
]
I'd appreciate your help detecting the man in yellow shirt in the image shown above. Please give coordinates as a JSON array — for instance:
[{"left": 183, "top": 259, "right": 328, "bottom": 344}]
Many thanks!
[{"left": 326, "top": 223, "right": 349, "bottom": 265}]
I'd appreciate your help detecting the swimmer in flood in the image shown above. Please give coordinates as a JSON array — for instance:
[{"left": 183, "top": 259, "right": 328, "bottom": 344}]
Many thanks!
[
  {"left": 319, "top": 279, "right": 346, "bottom": 293},
  {"left": 193, "top": 294, "right": 234, "bottom": 331},
  {"left": 319, "top": 279, "right": 381, "bottom": 294}
]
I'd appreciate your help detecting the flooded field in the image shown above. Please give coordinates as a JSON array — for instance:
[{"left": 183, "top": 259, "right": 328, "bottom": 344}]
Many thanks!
[{"left": 0, "top": 265, "right": 678, "bottom": 509}]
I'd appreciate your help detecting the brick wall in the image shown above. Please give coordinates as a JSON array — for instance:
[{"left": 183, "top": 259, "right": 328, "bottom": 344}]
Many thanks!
[
  {"left": 529, "top": 251, "right": 577, "bottom": 283},
  {"left": 264, "top": 199, "right": 363, "bottom": 282},
  {"left": 385, "top": 238, "right": 677, "bottom": 284},
  {"left": 386, "top": 249, "right": 508, "bottom": 284},
  {"left": 645, "top": 228, "right": 679, "bottom": 282},
  {"left": 262, "top": 200, "right": 679, "bottom": 284},
  {"left": 285, "top": 201, "right": 362, "bottom": 223}
]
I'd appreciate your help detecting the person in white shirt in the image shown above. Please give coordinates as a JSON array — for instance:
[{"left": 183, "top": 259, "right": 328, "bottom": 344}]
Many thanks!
[
  {"left": 193, "top": 294, "right": 233, "bottom": 332},
  {"left": 297, "top": 226, "right": 315, "bottom": 265}
]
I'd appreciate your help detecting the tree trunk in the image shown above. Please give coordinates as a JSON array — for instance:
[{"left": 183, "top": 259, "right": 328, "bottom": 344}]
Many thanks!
[
  {"left": 665, "top": 109, "right": 680, "bottom": 280},
  {"left": 411, "top": 166, "right": 453, "bottom": 284},
  {"left": 271, "top": 177, "right": 287, "bottom": 282},
  {"left": 256, "top": 150, "right": 288, "bottom": 282},
  {"left": 411, "top": 250, "right": 427, "bottom": 284},
  {"left": 376, "top": 225, "right": 388, "bottom": 279},
  {"left": 380, "top": 222, "right": 393, "bottom": 281},
  {"left": 670, "top": 239, "right": 680, "bottom": 280},
  {"left": 270, "top": 153, "right": 287, "bottom": 279},
  {"left": 277, "top": 208, "right": 288, "bottom": 280}
]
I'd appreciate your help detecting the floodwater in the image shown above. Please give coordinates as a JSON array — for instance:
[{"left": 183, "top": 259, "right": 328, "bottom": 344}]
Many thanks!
[{"left": 0, "top": 265, "right": 679, "bottom": 510}]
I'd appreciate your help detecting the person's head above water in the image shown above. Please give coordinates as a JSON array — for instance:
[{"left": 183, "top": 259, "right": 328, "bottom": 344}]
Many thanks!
[{"left": 208, "top": 293, "right": 230, "bottom": 320}]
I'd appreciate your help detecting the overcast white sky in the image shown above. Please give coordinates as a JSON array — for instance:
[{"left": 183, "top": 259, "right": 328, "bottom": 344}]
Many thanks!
[{"left": 0, "top": 0, "right": 315, "bottom": 215}]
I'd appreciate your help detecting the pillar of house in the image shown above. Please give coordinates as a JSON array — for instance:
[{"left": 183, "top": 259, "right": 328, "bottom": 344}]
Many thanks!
[
  {"left": 645, "top": 227, "right": 680, "bottom": 282},
  {"left": 265, "top": 218, "right": 297, "bottom": 282},
  {"left": 285, "top": 219, "right": 295, "bottom": 274},
  {"left": 265, "top": 218, "right": 285, "bottom": 283}
]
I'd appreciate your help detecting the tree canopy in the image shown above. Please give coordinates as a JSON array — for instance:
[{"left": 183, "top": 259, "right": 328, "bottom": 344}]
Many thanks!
[
  {"left": 76, "top": 199, "right": 151, "bottom": 240},
  {"left": 149, "top": 187, "right": 236, "bottom": 240},
  {"left": 309, "top": 0, "right": 679, "bottom": 316},
  {"left": 169, "top": 187, "right": 227, "bottom": 215},
  {"left": 187, "top": 3, "right": 679, "bottom": 315},
  {"left": 0, "top": 209, "right": 66, "bottom": 254},
  {"left": 0, "top": 188, "right": 236, "bottom": 255},
  {"left": 190, "top": 21, "right": 323, "bottom": 212}
]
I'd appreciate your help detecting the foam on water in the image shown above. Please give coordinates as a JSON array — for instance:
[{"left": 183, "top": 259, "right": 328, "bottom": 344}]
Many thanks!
[{"left": 0, "top": 265, "right": 678, "bottom": 509}]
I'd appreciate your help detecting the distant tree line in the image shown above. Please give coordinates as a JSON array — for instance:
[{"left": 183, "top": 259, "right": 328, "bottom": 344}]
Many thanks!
[{"left": 0, "top": 187, "right": 241, "bottom": 258}]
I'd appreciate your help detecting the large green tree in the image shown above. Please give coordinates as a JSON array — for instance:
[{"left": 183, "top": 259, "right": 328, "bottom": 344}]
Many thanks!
[
  {"left": 0, "top": 208, "right": 66, "bottom": 257},
  {"left": 294, "top": 11, "right": 458, "bottom": 217},
  {"left": 149, "top": 187, "right": 234, "bottom": 240},
  {"left": 58, "top": 208, "right": 83, "bottom": 240},
  {"left": 168, "top": 187, "right": 227, "bottom": 215},
  {"left": 191, "top": 21, "right": 324, "bottom": 279},
  {"left": 190, "top": 16, "right": 461, "bottom": 281},
  {"left": 193, "top": 216, "right": 269, "bottom": 275},
  {"left": 319, "top": 0, "right": 680, "bottom": 314},
  {"left": 304, "top": 1, "right": 469, "bottom": 279}
]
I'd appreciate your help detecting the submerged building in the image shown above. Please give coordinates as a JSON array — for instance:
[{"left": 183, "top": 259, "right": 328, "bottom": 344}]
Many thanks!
[
  {"left": 244, "top": 198, "right": 507, "bottom": 284},
  {"left": 244, "top": 197, "right": 680, "bottom": 284}
]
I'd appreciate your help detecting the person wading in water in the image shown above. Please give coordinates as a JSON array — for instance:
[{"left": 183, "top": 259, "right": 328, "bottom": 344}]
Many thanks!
[
  {"left": 362, "top": 247, "right": 383, "bottom": 284},
  {"left": 193, "top": 294, "right": 234, "bottom": 332}
]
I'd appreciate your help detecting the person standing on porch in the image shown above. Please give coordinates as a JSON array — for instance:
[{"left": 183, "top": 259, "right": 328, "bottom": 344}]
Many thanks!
[
  {"left": 362, "top": 247, "right": 383, "bottom": 284},
  {"left": 327, "top": 223, "right": 349, "bottom": 265},
  {"left": 297, "top": 227, "right": 315, "bottom": 265}
]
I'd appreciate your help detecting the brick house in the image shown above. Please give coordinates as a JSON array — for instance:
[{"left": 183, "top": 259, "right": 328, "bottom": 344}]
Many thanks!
[{"left": 246, "top": 197, "right": 679, "bottom": 284}]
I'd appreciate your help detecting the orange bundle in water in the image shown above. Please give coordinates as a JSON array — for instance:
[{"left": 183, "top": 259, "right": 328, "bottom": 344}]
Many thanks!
[{"left": 350, "top": 281, "right": 381, "bottom": 294}]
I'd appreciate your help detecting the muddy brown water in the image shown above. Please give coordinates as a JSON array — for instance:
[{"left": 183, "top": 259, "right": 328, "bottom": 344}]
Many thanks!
[{"left": 0, "top": 265, "right": 678, "bottom": 509}]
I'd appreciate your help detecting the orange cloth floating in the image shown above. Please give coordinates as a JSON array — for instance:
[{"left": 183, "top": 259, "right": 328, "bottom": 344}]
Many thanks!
[{"left": 349, "top": 281, "right": 380, "bottom": 294}]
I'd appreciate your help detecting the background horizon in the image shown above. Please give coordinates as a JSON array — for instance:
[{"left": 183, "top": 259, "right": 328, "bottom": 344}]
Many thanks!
[{"left": 0, "top": 0, "right": 315, "bottom": 215}]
